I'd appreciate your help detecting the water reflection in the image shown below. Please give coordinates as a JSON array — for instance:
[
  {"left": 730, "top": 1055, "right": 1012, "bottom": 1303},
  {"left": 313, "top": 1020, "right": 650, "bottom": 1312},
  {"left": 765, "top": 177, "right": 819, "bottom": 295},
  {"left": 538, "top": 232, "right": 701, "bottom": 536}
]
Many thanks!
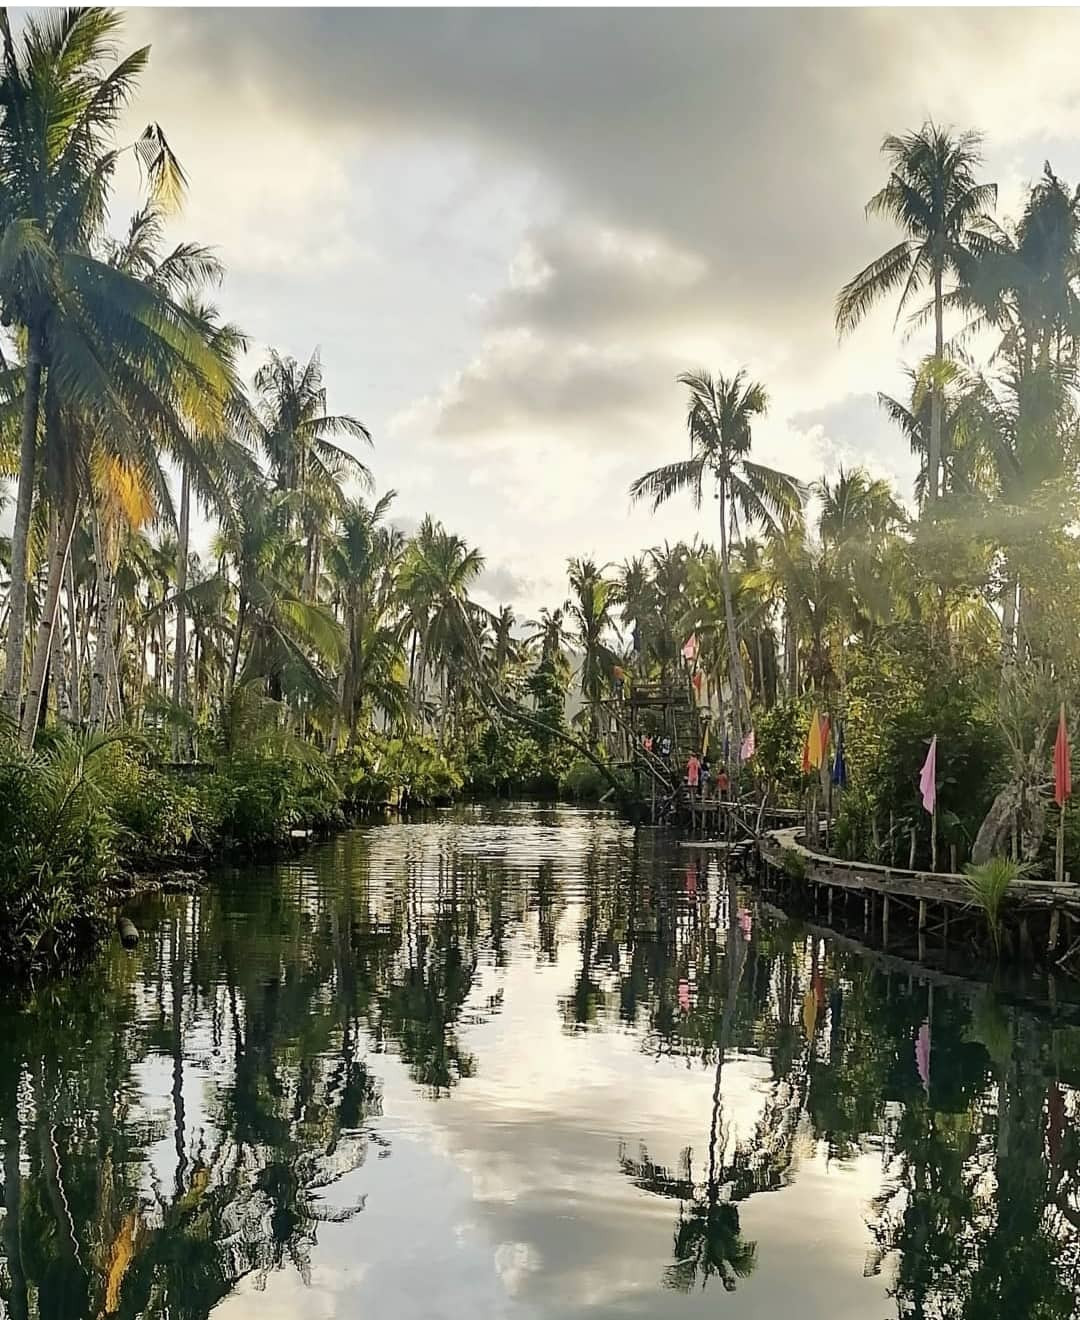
[{"left": 0, "top": 802, "right": 1078, "bottom": 1318}]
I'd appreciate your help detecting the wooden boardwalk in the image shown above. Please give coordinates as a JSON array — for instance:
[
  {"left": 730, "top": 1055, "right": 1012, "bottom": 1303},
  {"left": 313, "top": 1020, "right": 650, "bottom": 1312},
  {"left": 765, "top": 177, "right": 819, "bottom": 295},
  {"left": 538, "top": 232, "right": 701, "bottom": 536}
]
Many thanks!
[{"left": 758, "top": 826, "right": 1080, "bottom": 970}]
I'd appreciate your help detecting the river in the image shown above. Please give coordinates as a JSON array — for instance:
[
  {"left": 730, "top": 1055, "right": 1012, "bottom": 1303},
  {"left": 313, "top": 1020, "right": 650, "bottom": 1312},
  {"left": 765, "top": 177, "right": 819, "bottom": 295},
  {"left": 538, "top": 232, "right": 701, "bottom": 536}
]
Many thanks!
[{"left": 0, "top": 802, "right": 1077, "bottom": 1318}]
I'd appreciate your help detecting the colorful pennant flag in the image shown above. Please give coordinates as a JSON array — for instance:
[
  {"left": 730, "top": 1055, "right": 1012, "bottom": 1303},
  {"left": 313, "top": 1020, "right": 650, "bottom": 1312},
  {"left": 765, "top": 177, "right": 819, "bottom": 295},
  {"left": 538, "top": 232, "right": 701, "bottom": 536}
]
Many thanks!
[
  {"left": 1055, "top": 704, "right": 1071, "bottom": 809},
  {"left": 831, "top": 724, "right": 847, "bottom": 787},
  {"left": 740, "top": 728, "right": 756, "bottom": 761},
  {"left": 681, "top": 634, "right": 698, "bottom": 661},
  {"left": 807, "top": 709, "right": 824, "bottom": 770},
  {"left": 919, "top": 735, "right": 938, "bottom": 815}
]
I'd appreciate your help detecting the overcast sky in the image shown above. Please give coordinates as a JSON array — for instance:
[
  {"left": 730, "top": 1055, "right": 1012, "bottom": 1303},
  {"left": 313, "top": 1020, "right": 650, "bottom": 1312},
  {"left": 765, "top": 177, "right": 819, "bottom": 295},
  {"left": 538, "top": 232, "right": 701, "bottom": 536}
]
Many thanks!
[{"left": 99, "top": 6, "right": 1080, "bottom": 616}]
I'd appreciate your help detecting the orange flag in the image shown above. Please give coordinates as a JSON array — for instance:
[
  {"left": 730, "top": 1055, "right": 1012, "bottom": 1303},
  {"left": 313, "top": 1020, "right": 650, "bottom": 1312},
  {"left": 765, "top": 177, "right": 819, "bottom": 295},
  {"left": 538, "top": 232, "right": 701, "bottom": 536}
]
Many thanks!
[
  {"left": 807, "top": 709, "right": 824, "bottom": 770},
  {"left": 1055, "top": 704, "right": 1071, "bottom": 808}
]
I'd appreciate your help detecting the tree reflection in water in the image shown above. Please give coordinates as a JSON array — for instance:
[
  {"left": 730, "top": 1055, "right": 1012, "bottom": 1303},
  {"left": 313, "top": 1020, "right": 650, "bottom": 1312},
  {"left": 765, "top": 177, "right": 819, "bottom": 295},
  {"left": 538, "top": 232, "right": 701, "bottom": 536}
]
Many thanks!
[{"left": 0, "top": 810, "right": 1079, "bottom": 1318}]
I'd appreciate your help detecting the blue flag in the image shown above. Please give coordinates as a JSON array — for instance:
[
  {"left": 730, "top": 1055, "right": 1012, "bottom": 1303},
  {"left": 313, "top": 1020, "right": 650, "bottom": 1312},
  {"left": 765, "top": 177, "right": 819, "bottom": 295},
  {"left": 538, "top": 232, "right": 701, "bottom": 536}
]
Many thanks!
[{"left": 832, "top": 724, "right": 847, "bottom": 787}]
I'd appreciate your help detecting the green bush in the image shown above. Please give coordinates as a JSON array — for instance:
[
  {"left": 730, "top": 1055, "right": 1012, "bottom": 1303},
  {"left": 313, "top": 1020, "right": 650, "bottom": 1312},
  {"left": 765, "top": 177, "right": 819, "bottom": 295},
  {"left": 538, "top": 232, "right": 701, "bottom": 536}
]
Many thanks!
[
  {"left": 335, "top": 731, "right": 464, "bottom": 809},
  {"left": 0, "top": 727, "right": 119, "bottom": 973},
  {"left": 108, "top": 752, "right": 217, "bottom": 866},
  {"left": 208, "top": 755, "right": 343, "bottom": 851},
  {"left": 559, "top": 756, "right": 628, "bottom": 802}
]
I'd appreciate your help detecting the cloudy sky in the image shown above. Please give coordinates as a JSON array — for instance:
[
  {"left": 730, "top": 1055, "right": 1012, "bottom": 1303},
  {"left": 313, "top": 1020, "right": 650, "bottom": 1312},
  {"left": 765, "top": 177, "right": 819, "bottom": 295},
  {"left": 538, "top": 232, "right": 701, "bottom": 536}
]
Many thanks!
[{"left": 102, "top": 6, "right": 1080, "bottom": 616}]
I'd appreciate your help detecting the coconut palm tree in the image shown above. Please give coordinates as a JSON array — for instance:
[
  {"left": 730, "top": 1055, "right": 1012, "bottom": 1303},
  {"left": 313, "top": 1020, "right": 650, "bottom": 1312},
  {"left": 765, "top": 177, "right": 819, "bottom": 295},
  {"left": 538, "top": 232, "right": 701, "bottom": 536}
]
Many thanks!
[
  {"left": 836, "top": 122, "right": 997, "bottom": 504},
  {"left": 252, "top": 349, "right": 371, "bottom": 600},
  {"left": 397, "top": 517, "right": 484, "bottom": 747},
  {"left": 0, "top": 8, "right": 225, "bottom": 726},
  {"left": 630, "top": 370, "right": 803, "bottom": 754},
  {"left": 616, "top": 554, "right": 655, "bottom": 678},
  {"left": 566, "top": 557, "right": 620, "bottom": 749}
]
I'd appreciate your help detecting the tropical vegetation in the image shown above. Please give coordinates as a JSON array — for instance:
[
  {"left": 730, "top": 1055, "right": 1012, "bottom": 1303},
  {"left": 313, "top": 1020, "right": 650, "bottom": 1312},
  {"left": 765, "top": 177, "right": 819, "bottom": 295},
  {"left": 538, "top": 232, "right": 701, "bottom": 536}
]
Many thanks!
[{"left": 4, "top": 9, "right": 1080, "bottom": 974}]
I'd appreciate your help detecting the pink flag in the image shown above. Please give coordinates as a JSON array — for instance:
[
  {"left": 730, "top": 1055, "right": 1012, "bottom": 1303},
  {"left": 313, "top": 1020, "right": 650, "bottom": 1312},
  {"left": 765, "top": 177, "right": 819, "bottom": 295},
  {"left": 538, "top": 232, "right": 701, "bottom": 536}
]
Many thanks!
[
  {"left": 681, "top": 634, "right": 698, "bottom": 661},
  {"left": 740, "top": 728, "right": 755, "bottom": 761},
  {"left": 915, "top": 1020, "right": 931, "bottom": 1093},
  {"left": 919, "top": 735, "right": 937, "bottom": 814}
]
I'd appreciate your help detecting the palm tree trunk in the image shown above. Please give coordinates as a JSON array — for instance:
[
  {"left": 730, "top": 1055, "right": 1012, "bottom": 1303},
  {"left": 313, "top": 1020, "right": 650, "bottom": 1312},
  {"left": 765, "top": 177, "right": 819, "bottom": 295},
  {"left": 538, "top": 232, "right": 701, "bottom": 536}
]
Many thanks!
[
  {"left": 2, "top": 337, "right": 43, "bottom": 722},
  {"left": 20, "top": 489, "right": 77, "bottom": 749},
  {"left": 65, "top": 552, "right": 82, "bottom": 726},
  {"left": 171, "top": 462, "right": 191, "bottom": 760},
  {"left": 717, "top": 478, "right": 746, "bottom": 758},
  {"left": 784, "top": 604, "right": 798, "bottom": 697},
  {"left": 50, "top": 589, "right": 69, "bottom": 724},
  {"left": 929, "top": 269, "right": 944, "bottom": 504},
  {"left": 226, "top": 596, "right": 247, "bottom": 699},
  {"left": 1001, "top": 574, "right": 1018, "bottom": 682},
  {"left": 89, "top": 516, "right": 117, "bottom": 730}
]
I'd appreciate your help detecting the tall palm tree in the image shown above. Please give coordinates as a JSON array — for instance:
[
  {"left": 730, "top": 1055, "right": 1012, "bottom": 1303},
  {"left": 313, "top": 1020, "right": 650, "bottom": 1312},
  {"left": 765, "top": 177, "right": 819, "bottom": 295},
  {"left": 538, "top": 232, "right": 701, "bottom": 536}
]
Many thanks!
[
  {"left": 325, "top": 490, "right": 400, "bottom": 744},
  {"left": 630, "top": 370, "right": 802, "bottom": 754},
  {"left": 566, "top": 557, "right": 620, "bottom": 749},
  {"left": 397, "top": 517, "right": 484, "bottom": 747},
  {"left": 836, "top": 122, "right": 997, "bottom": 504},
  {"left": 616, "top": 554, "right": 655, "bottom": 678},
  {"left": 252, "top": 349, "right": 371, "bottom": 599},
  {"left": 0, "top": 7, "right": 221, "bottom": 725}
]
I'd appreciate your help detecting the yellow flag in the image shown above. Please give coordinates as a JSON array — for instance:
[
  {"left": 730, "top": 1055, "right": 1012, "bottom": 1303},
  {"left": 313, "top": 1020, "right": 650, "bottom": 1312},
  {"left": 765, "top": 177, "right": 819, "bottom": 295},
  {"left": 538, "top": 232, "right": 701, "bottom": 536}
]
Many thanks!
[{"left": 808, "top": 708, "right": 824, "bottom": 770}]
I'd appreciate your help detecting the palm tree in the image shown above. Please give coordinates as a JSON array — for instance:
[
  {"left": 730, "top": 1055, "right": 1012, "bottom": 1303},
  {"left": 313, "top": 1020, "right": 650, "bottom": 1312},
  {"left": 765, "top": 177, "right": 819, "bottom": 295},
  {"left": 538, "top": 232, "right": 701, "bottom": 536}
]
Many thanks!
[
  {"left": 836, "top": 122, "right": 997, "bottom": 504},
  {"left": 566, "top": 557, "right": 620, "bottom": 749},
  {"left": 957, "top": 163, "right": 1080, "bottom": 374},
  {"left": 0, "top": 8, "right": 221, "bottom": 725},
  {"left": 325, "top": 490, "right": 401, "bottom": 745},
  {"left": 630, "top": 370, "right": 802, "bottom": 754},
  {"left": 252, "top": 349, "right": 371, "bottom": 600},
  {"left": 616, "top": 554, "right": 655, "bottom": 678},
  {"left": 397, "top": 517, "right": 484, "bottom": 748}
]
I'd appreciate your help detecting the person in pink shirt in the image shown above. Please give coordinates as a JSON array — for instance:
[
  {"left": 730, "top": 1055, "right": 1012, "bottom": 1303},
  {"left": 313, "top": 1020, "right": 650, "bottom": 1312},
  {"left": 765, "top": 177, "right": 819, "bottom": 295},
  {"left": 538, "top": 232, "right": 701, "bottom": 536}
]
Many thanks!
[{"left": 686, "top": 753, "right": 701, "bottom": 790}]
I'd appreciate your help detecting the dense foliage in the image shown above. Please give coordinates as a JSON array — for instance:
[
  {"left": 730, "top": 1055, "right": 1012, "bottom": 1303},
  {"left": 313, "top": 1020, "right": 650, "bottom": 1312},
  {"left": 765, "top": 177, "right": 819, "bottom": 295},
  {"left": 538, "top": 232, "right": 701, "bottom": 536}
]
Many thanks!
[{"left": 4, "top": 11, "right": 1080, "bottom": 974}]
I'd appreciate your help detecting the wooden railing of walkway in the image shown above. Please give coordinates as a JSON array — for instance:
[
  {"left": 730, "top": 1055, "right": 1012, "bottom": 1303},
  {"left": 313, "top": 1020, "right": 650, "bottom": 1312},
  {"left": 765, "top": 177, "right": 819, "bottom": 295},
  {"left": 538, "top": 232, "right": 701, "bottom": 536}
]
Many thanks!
[{"left": 759, "top": 825, "right": 1080, "bottom": 971}]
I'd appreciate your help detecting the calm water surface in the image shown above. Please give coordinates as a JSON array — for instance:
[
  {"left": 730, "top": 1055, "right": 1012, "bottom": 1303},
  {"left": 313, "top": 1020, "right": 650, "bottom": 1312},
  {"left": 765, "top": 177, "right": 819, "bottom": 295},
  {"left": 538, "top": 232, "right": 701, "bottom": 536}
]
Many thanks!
[{"left": 2, "top": 803, "right": 1078, "bottom": 1319}]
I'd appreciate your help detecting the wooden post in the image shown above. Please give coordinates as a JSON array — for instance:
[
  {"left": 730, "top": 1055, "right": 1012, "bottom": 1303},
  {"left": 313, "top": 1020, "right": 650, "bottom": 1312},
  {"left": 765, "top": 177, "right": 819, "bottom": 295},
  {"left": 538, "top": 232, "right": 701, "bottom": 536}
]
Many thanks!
[
  {"left": 863, "top": 895, "right": 869, "bottom": 935},
  {"left": 918, "top": 899, "right": 927, "bottom": 962},
  {"left": 949, "top": 843, "right": 957, "bottom": 874},
  {"left": 908, "top": 827, "right": 917, "bottom": 870},
  {"left": 882, "top": 893, "right": 890, "bottom": 948},
  {"left": 1049, "top": 906, "right": 1061, "bottom": 955},
  {"left": 888, "top": 809, "right": 895, "bottom": 865},
  {"left": 1056, "top": 801, "right": 1066, "bottom": 887},
  {"left": 827, "top": 887, "right": 834, "bottom": 924}
]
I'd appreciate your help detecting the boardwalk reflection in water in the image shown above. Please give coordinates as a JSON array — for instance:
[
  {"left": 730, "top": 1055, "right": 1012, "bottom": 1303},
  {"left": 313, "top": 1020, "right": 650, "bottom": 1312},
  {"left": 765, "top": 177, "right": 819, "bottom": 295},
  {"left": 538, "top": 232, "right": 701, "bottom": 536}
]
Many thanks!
[{"left": 0, "top": 803, "right": 1078, "bottom": 1318}]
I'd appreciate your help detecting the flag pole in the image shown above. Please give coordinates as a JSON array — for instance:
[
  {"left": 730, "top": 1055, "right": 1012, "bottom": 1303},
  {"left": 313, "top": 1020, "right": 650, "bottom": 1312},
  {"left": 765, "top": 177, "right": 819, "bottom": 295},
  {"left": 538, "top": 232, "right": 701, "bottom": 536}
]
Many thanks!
[
  {"left": 931, "top": 801, "right": 938, "bottom": 873},
  {"left": 1057, "top": 799, "right": 1066, "bottom": 886}
]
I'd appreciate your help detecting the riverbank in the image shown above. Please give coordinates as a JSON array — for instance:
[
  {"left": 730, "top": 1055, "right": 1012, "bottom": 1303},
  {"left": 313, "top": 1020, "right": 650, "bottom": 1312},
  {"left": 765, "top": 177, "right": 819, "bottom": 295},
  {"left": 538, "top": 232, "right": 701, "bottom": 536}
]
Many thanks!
[{"left": 0, "top": 720, "right": 624, "bottom": 984}]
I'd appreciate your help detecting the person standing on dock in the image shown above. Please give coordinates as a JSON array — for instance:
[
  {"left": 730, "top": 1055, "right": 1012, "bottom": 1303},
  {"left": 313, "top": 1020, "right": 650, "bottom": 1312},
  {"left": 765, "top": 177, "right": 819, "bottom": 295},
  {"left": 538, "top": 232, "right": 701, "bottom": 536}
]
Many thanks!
[{"left": 686, "top": 752, "right": 701, "bottom": 795}]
